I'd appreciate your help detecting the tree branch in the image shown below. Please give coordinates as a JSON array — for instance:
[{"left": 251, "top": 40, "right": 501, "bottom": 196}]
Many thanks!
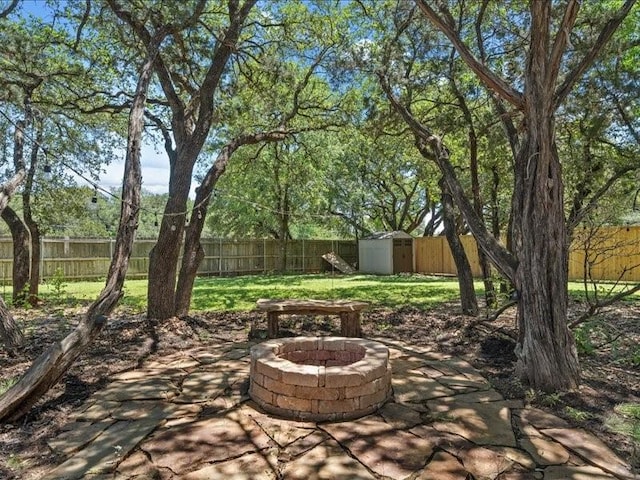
[
  {"left": 414, "top": 0, "right": 524, "bottom": 108},
  {"left": 0, "top": 0, "right": 18, "bottom": 18},
  {"left": 570, "top": 283, "right": 640, "bottom": 328},
  {"left": 566, "top": 166, "right": 636, "bottom": 235},
  {"left": 378, "top": 73, "right": 517, "bottom": 281},
  {"left": 554, "top": 0, "right": 637, "bottom": 107},
  {"left": 548, "top": 0, "right": 580, "bottom": 88}
]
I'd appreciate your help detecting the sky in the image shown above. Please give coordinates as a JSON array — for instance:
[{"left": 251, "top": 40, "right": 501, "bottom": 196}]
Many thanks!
[{"left": 100, "top": 145, "right": 173, "bottom": 196}]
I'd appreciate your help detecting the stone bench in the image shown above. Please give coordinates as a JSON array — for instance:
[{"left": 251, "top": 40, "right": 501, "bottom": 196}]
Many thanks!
[{"left": 255, "top": 298, "right": 369, "bottom": 338}]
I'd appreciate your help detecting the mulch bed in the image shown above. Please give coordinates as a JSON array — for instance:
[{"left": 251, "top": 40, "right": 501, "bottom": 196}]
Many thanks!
[{"left": 0, "top": 300, "right": 638, "bottom": 479}]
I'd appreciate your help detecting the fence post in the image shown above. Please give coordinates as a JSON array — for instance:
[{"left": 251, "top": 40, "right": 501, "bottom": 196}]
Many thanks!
[
  {"left": 39, "top": 236, "right": 45, "bottom": 283},
  {"left": 219, "top": 237, "right": 222, "bottom": 276}
]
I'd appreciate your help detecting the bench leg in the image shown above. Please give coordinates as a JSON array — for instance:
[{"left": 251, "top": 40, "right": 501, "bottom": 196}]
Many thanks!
[
  {"left": 340, "top": 312, "right": 362, "bottom": 337},
  {"left": 267, "top": 312, "right": 279, "bottom": 338}
]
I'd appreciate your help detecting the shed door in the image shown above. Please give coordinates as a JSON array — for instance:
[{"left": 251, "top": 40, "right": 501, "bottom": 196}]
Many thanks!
[{"left": 392, "top": 239, "right": 413, "bottom": 273}]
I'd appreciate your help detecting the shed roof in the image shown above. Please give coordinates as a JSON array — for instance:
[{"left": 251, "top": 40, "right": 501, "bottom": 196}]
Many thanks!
[{"left": 362, "top": 231, "right": 413, "bottom": 240}]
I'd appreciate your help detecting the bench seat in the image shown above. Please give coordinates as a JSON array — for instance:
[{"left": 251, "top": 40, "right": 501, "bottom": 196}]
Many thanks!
[{"left": 256, "top": 298, "right": 369, "bottom": 338}]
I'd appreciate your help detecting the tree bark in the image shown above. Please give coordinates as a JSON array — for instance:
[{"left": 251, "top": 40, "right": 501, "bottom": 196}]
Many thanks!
[
  {"left": 0, "top": 28, "right": 162, "bottom": 421},
  {"left": 147, "top": 157, "right": 191, "bottom": 319},
  {"left": 0, "top": 296, "right": 24, "bottom": 356},
  {"left": 511, "top": 133, "right": 580, "bottom": 390},
  {"left": 1, "top": 207, "right": 30, "bottom": 304},
  {"left": 507, "top": 2, "right": 580, "bottom": 390},
  {"left": 0, "top": 125, "right": 28, "bottom": 355},
  {"left": 440, "top": 178, "right": 478, "bottom": 316}
]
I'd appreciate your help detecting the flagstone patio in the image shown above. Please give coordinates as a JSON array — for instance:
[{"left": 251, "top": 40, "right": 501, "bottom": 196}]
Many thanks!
[{"left": 40, "top": 337, "right": 637, "bottom": 480}]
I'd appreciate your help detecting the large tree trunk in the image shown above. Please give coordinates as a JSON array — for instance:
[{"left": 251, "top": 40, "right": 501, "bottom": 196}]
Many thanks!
[
  {"left": 512, "top": 134, "right": 580, "bottom": 390},
  {"left": 440, "top": 178, "right": 478, "bottom": 316},
  {"left": 0, "top": 129, "right": 28, "bottom": 355},
  {"left": 147, "top": 158, "right": 192, "bottom": 319},
  {"left": 0, "top": 297, "right": 24, "bottom": 356},
  {"left": 1, "top": 207, "right": 30, "bottom": 304},
  {"left": 0, "top": 31, "right": 160, "bottom": 421},
  {"left": 511, "top": 93, "right": 579, "bottom": 392},
  {"left": 503, "top": 2, "right": 580, "bottom": 391}
]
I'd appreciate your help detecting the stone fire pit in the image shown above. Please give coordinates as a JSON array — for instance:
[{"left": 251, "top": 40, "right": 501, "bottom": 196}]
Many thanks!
[{"left": 249, "top": 337, "right": 392, "bottom": 421}]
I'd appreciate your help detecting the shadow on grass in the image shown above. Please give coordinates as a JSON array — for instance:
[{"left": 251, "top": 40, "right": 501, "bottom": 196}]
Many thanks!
[{"left": 189, "top": 273, "right": 477, "bottom": 312}]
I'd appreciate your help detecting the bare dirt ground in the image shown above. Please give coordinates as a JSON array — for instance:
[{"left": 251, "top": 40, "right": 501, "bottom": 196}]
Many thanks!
[{"left": 0, "top": 300, "right": 638, "bottom": 479}]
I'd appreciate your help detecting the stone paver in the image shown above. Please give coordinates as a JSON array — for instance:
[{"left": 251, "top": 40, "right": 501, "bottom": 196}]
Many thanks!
[
  {"left": 322, "top": 416, "right": 434, "bottom": 478},
  {"left": 40, "top": 339, "right": 639, "bottom": 480},
  {"left": 428, "top": 396, "right": 518, "bottom": 447},
  {"left": 42, "top": 417, "right": 162, "bottom": 480},
  {"left": 182, "top": 451, "right": 278, "bottom": 480},
  {"left": 282, "top": 439, "right": 375, "bottom": 479},
  {"left": 541, "top": 427, "right": 637, "bottom": 479},
  {"left": 415, "top": 451, "right": 468, "bottom": 480}
]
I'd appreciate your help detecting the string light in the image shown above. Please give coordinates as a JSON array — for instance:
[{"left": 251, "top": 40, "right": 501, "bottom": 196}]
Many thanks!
[
  {"left": 0, "top": 108, "right": 215, "bottom": 223},
  {"left": 0, "top": 108, "right": 337, "bottom": 228}
]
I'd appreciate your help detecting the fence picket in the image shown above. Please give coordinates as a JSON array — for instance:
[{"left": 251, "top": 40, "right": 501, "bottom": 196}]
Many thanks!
[{"left": 0, "top": 228, "right": 636, "bottom": 284}]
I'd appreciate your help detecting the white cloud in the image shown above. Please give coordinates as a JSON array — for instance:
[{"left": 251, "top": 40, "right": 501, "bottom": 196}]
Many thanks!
[{"left": 99, "top": 144, "right": 195, "bottom": 197}]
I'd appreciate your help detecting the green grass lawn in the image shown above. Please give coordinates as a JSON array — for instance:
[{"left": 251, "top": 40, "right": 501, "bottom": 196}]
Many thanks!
[
  {"left": 34, "top": 273, "right": 471, "bottom": 312},
  {"left": 31, "top": 272, "right": 640, "bottom": 313}
]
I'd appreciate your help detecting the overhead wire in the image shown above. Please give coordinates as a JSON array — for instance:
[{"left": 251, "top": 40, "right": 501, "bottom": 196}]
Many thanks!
[
  {"left": 1, "top": 107, "right": 343, "bottom": 225},
  {"left": 0, "top": 108, "right": 213, "bottom": 222}
]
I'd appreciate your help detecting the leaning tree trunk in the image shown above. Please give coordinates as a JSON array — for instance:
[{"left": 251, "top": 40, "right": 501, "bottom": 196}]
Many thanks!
[
  {"left": 440, "top": 178, "right": 478, "bottom": 316},
  {"left": 174, "top": 193, "right": 209, "bottom": 318},
  {"left": 2, "top": 207, "right": 30, "bottom": 304},
  {"left": 175, "top": 131, "right": 290, "bottom": 316},
  {"left": 0, "top": 32, "right": 161, "bottom": 421},
  {"left": 450, "top": 69, "right": 496, "bottom": 308},
  {"left": 174, "top": 151, "right": 228, "bottom": 317}
]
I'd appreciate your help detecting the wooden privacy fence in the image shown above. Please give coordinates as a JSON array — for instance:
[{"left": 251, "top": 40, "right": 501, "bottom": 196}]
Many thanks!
[
  {"left": 0, "top": 238, "right": 357, "bottom": 283},
  {"left": 0, "top": 227, "right": 637, "bottom": 284},
  {"left": 414, "top": 225, "right": 640, "bottom": 282}
]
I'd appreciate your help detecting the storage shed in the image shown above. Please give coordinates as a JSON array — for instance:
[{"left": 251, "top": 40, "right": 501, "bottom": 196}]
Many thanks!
[{"left": 358, "top": 231, "right": 414, "bottom": 274}]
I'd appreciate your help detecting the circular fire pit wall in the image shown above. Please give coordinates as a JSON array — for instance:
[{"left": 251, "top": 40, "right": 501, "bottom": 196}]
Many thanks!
[{"left": 249, "top": 337, "right": 392, "bottom": 421}]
